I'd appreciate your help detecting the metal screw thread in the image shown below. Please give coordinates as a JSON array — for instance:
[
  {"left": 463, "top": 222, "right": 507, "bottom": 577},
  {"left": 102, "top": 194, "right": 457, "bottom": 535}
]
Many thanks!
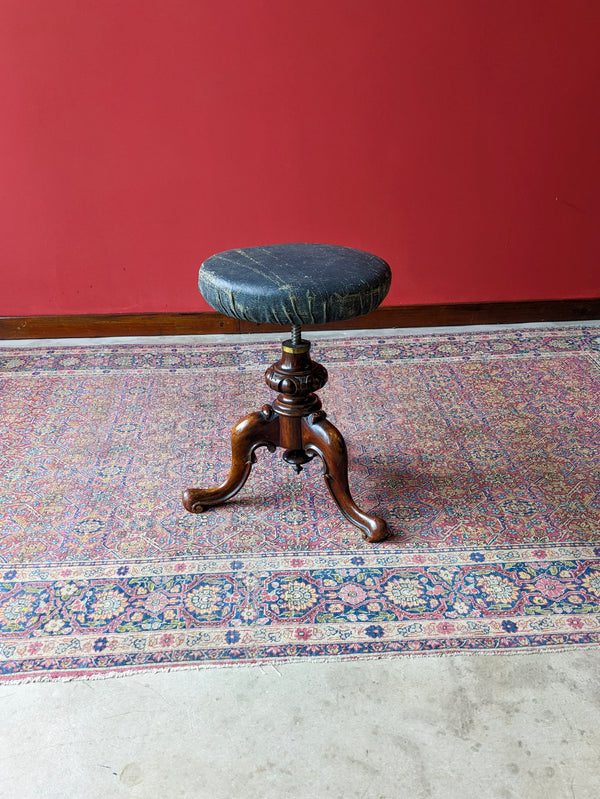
[{"left": 291, "top": 325, "right": 302, "bottom": 345}]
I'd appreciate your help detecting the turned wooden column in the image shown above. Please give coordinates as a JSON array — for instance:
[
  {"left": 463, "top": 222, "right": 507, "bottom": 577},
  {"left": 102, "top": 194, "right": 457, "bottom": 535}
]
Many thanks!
[{"left": 264, "top": 333, "right": 327, "bottom": 472}]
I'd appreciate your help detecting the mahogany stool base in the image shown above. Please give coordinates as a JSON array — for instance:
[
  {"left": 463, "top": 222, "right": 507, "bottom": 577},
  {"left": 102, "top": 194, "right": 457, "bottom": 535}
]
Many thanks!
[{"left": 183, "top": 337, "right": 390, "bottom": 543}]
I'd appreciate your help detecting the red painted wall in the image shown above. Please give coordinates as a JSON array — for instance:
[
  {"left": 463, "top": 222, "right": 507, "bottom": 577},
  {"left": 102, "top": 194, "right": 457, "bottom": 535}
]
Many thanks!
[{"left": 1, "top": 1, "right": 599, "bottom": 316}]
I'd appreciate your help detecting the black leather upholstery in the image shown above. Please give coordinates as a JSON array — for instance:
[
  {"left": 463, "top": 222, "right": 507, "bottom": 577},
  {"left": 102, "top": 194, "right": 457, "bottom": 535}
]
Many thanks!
[{"left": 198, "top": 243, "right": 391, "bottom": 325}]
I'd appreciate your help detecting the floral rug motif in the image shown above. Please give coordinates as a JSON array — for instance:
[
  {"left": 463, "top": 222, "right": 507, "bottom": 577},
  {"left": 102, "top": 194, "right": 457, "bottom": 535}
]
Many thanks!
[{"left": 1, "top": 326, "right": 600, "bottom": 681}]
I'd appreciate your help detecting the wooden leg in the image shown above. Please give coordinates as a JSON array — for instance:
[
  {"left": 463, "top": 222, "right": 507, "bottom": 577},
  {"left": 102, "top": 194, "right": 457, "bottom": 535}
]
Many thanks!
[
  {"left": 302, "top": 413, "right": 391, "bottom": 543},
  {"left": 183, "top": 405, "right": 280, "bottom": 513}
]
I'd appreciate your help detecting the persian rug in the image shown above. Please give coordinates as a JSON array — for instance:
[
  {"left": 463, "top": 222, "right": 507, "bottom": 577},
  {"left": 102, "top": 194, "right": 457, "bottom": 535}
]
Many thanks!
[{"left": 1, "top": 325, "right": 600, "bottom": 682}]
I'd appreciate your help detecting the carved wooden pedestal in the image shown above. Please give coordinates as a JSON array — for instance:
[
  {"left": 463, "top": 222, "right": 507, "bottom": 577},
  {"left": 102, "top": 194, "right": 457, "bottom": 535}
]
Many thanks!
[{"left": 183, "top": 336, "right": 390, "bottom": 542}]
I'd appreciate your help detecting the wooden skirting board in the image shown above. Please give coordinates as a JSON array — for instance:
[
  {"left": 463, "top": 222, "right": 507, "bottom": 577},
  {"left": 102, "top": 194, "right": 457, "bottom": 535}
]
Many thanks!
[{"left": 1, "top": 299, "right": 599, "bottom": 340}]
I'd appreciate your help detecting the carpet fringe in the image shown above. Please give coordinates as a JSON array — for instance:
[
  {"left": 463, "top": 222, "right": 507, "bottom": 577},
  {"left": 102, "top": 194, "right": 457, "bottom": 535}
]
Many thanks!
[{"left": 3, "top": 642, "right": 598, "bottom": 686}]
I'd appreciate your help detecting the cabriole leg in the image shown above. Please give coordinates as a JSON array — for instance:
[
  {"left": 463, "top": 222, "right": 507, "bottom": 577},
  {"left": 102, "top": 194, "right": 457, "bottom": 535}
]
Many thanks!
[
  {"left": 183, "top": 405, "right": 280, "bottom": 513},
  {"left": 302, "top": 413, "right": 390, "bottom": 543}
]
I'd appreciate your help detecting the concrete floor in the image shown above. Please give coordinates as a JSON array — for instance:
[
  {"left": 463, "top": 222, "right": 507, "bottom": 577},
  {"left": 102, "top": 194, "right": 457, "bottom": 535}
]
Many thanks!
[
  {"left": 1, "top": 322, "right": 600, "bottom": 798},
  {"left": 1, "top": 650, "right": 599, "bottom": 798}
]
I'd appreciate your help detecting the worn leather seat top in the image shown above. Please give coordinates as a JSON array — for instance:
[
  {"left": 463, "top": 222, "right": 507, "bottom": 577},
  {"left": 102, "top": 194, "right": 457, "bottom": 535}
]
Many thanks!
[{"left": 198, "top": 243, "right": 391, "bottom": 326}]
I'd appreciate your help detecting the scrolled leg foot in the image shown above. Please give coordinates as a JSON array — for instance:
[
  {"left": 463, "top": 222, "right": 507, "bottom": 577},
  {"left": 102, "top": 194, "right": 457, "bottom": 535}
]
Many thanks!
[
  {"left": 302, "top": 415, "right": 391, "bottom": 543},
  {"left": 183, "top": 407, "right": 280, "bottom": 513}
]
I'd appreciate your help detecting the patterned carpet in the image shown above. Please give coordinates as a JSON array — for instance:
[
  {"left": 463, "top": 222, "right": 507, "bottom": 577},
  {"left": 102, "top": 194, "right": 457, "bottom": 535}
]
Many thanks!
[{"left": 1, "top": 326, "right": 600, "bottom": 681}]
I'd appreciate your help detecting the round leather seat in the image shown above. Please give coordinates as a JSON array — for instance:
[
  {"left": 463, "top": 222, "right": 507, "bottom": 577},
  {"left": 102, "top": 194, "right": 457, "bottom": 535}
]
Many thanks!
[{"left": 198, "top": 243, "right": 391, "bottom": 325}]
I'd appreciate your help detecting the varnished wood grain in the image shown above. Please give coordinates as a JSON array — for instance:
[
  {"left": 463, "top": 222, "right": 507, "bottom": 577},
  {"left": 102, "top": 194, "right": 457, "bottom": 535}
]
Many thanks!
[
  {"left": 1, "top": 299, "right": 599, "bottom": 340},
  {"left": 0, "top": 312, "right": 238, "bottom": 339}
]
